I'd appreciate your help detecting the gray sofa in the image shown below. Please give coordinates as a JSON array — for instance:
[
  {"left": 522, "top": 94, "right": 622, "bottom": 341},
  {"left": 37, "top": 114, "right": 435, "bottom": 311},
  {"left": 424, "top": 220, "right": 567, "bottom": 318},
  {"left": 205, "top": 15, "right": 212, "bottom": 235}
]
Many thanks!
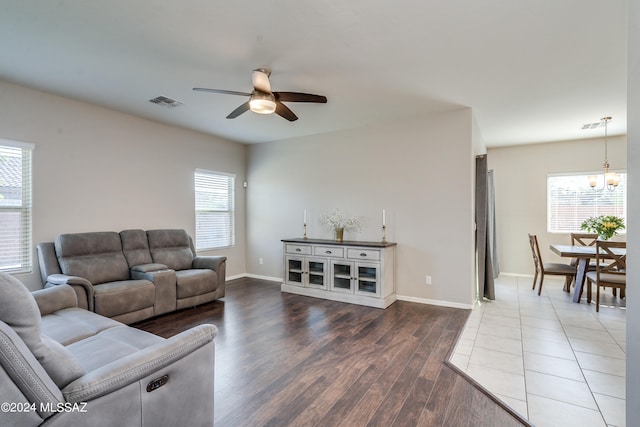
[
  {"left": 0, "top": 272, "right": 216, "bottom": 427},
  {"left": 37, "top": 229, "right": 226, "bottom": 324}
]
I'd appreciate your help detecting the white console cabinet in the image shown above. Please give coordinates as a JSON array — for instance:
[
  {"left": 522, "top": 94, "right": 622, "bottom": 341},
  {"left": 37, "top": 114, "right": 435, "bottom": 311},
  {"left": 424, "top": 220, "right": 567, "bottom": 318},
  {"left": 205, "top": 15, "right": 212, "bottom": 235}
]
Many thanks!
[{"left": 281, "top": 238, "right": 396, "bottom": 308}]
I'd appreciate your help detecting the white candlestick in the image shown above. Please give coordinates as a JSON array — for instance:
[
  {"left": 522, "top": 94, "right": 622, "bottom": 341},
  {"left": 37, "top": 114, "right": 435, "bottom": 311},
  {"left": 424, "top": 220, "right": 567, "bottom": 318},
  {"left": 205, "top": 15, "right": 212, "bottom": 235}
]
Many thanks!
[
  {"left": 382, "top": 209, "right": 386, "bottom": 226},
  {"left": 304, "top": 209, "right": 307, "bottom": 224}
]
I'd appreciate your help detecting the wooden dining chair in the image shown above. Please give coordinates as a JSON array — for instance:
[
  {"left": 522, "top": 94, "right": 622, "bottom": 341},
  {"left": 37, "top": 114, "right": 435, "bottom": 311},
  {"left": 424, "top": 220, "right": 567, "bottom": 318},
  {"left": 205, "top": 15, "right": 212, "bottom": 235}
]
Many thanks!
[
  {"left": 528, "top": 234, "right": 577, "bottom": 295},
  {"left": 572, "top": 232, "right": 621, "bottom": 296},
  {"left": 570, "top": 233, "right": 598, "bottom": 247},
  {"left": 570, "top": 232, "right": 599, "bottom": 265},
  {"left": 569, "top": 232, "right": 600, "bottom": 283},
  {"left": 585, "top": 240, "right": 626, "bottom": 312}
]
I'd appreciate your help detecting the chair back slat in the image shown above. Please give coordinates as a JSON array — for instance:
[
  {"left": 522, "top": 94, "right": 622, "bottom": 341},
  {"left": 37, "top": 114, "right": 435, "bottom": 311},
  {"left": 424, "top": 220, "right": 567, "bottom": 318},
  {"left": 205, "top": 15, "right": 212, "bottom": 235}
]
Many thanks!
[
  {"left": 587, "top": 240, "right": 625, "bottom": 312},
  {"left": 528, "top": 234, "right": 542, "bottom": 271},
  {"left": 596, "top": 241, "right": 626, "bottom": 277},
  {"left": 571, "top": 233, "right": 598, "bottom": 247}
]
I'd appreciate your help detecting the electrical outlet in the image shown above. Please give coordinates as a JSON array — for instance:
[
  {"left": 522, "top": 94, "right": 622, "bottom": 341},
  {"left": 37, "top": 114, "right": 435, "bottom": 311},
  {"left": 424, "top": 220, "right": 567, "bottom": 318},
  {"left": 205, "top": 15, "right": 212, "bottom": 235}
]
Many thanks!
[
  {"left": 259, "top": 258, "right": 263, "bottom": 265},
  {"left": 425, "top": 275, "right": 432, "bottom": 285}
]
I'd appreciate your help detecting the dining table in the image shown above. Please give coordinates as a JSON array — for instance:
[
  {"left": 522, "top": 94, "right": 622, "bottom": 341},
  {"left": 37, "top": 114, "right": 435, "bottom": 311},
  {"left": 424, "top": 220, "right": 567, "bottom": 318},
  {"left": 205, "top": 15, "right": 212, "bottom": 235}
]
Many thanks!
[{"left": 549, "top": 244, "right": 626, "bottom": 303}]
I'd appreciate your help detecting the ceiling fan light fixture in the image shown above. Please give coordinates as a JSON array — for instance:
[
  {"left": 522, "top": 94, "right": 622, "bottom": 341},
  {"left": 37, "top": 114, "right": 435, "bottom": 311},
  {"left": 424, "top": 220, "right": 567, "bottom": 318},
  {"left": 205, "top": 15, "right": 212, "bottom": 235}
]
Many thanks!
[
  {"left": 606, "top": 171, "right": 620, "bottom": 186},
  {"left": 249, "top": 91, "right": 276, "bottom": 114}
]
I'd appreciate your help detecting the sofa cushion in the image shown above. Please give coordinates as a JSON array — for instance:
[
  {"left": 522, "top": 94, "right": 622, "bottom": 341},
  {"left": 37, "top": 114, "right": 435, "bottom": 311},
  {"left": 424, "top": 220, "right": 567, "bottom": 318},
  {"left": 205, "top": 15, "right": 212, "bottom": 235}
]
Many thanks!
[
  {"left": 65, "top": 325, "right": 163, "bottom": 372},
  {"left": 41, "top": 307, "right": 122, "bottom": 346},
  {"left": 38, "top": 335, "right": 86, "bottom": 388},
  {"left": 93, "top": 279, "right": 155, "bottom": 318},
  {"left": 147, "top": 229, "right": 194, "bottom": 271},
  {"left": 175, "top": 269, "right": 217, "bottom": 299},
  {"left": 120, "top": 229, "right": 153, "bottom": 267},
  {"left": 55, "top": 232, "right": 130, "bottom": 285},
  {"left": 0, "top": 273, "right": 84, "bottom": 388}
]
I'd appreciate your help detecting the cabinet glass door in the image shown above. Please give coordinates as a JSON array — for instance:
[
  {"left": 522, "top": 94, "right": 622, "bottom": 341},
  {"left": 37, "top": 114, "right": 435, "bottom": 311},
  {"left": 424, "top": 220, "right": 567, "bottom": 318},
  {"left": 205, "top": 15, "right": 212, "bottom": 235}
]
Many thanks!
[
  {"left": 355, "top": 264, "right": 379, "bottom": 295},
  {"left": 331, "top": 262, "right": 353, "bottom": 292},
  {"left": 287, "top": 257, "right": 304, "bottom": 285},
  {"left": 307, "top": 259, "right": 327, "bottom": 288}
]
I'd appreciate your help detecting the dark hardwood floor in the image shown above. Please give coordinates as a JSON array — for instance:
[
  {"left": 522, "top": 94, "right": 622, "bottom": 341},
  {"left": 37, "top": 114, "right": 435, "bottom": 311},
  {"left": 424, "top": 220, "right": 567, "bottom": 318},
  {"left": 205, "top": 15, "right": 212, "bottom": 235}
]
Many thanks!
[{"left": 133, "top": 278, "right": 529, "bottom": 427}]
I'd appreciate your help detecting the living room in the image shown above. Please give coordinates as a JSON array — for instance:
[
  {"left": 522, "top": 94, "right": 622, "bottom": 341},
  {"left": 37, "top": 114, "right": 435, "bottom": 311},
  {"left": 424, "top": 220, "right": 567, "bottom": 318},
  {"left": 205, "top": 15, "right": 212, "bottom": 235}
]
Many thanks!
[
  {"left": 3, "top": 77, "right": 477, "bottom": 310},
  {"left": 1, "top": 1, "right": 639, "bottom": 426}
]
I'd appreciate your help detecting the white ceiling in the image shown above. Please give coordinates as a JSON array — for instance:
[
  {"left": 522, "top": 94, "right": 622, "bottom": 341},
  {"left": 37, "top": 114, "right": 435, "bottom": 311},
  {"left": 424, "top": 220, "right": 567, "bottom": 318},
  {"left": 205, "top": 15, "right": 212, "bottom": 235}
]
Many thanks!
[{"left": 0, "top": 1, "right": 628, "bottom": 146}]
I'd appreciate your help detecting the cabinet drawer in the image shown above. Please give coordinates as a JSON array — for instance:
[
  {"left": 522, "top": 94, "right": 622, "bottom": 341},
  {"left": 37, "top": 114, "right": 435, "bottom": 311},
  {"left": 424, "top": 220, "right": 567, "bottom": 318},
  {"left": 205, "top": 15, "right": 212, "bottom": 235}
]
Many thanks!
[
  {"left": 347, "top": 248, "right": 381, "bottom": 261},
  {"left": 286, "top": 244, "right": 312, "bottom": 255},
  {"left": 314, "top": 246, "right": 344, "bottom": 258}
]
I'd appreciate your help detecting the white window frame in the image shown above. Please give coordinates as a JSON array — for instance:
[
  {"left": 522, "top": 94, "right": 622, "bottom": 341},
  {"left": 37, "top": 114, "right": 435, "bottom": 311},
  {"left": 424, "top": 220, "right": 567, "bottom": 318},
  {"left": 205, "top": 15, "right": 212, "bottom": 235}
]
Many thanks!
[
  {"left": 194, "top": 169, "right": 235, "bottom": 251},
  {"left": 547, "top": 171, "right": 627, "bottom": 234},
  {"left": 0, "top": 139, "right": 34, "bottom": 273}
]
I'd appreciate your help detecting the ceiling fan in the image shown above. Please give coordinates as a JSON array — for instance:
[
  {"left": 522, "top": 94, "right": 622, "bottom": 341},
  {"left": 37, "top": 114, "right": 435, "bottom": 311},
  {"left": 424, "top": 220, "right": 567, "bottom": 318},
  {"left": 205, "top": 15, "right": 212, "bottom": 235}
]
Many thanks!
[{"left": 193, "top": 69, "right": 327, "bottom": 122}]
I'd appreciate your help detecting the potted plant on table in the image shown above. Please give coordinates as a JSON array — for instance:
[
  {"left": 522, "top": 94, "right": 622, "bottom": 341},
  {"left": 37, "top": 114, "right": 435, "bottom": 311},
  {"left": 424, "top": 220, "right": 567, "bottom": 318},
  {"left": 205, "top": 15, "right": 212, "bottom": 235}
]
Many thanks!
[
  {"left": 581, "top": 215, "right": 625, "bottom": 240},
  {"left": 320, "top": 208, "right": 362, "bottom": 242}
]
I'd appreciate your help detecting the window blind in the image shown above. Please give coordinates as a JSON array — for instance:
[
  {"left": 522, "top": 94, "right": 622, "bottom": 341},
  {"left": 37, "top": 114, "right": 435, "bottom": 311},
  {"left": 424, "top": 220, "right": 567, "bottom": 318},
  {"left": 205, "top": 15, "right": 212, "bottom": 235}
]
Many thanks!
[
  {"left": 194, "top": 169, "right": 235, "bottom": 250},
  {"left": 0, "top": 140, "right": 34, "bottom": 273},
  {"left": 547, "top": 173, "right": 627, "bottom": 233}
]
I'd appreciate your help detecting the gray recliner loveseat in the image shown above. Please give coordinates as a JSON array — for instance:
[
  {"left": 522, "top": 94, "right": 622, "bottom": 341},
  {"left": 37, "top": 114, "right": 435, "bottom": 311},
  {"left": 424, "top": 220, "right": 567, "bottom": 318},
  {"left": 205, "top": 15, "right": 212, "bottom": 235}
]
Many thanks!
[
  {"left": 0, "top": 272, "right": 216, "bottom": 427},
  {"left": 37, "top": 229, "right": 226, "bottom": 324}
]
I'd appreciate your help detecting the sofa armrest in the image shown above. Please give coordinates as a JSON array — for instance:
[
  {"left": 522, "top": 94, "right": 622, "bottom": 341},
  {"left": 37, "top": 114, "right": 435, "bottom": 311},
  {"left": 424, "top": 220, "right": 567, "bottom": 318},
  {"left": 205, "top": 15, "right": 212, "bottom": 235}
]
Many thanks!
[
  {"left": 45, "top": 274, "right": 94, "bottom": 311},
  {"left": 62, "top": 324, "right": 217, "bottom": 403},
  {"left": 192, "top": 256, "right": 226, "bottom": 297},
  {"left": 32, "top": 284, "right": 79, "bottom": 316},
  {"left": 130, "top": 267, "right": 177, "bottom": 316},
  {"left": 192, "top": 255, "right": 226, "bottom": 271},
  {"left": 130, "top": 263, "right": 168, "bottom": 273}
]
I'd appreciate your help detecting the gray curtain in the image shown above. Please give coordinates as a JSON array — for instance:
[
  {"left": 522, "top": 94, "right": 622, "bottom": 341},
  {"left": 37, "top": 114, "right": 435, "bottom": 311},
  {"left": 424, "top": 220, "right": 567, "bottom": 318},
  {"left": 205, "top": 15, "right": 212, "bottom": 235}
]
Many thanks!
[{"left": 475, "top": 155, "right": 498, "bottom": 300}]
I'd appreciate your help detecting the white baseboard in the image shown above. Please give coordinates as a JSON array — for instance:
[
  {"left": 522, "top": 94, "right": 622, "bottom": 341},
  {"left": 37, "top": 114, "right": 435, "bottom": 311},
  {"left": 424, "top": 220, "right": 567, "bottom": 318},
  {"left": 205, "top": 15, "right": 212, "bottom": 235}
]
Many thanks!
[
  {"left": 499, "top": 272, "right": 533, "bottom": 278},
  {"left": 396, "top": 295, "right": 474, "bottom": 310},
  {"left": 227, "top": 273, "right": 282, "bottom": 282}
]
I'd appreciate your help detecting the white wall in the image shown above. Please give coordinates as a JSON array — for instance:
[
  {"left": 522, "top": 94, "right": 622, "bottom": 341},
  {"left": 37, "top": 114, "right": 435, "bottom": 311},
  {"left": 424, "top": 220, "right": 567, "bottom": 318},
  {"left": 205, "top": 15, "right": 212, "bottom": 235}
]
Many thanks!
[
  {"left": 0, "top": 80, "right": 247, "bottom": 289},
  {"left": 472, "top": 114, "right": 487, "bottom": 157},
  {"left": 626, "top": 0, "right": 638, "bottom": 421},
  {"left": 488, "top": 135, "right": 627, "bottom": 275},
  {"left": 246, "top": 109, "right": 476, "bottom": 307}
]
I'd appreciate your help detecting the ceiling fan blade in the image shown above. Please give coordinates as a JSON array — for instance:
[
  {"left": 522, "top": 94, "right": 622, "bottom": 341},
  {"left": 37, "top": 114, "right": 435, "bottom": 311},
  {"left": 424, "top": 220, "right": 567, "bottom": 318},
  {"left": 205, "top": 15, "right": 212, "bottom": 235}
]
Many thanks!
[
  {"left": 274, "top": 92, "right": 327, "bottom": 103},
  {"left": 193, "top": 88, "right": 251, "bottom": 97},
  {"left": 226, "top": 101, "right": 251, "bottom": 119},
  {"left": 252, "top": 69, "right": 272, "bottom": 93},
  {"left": 274, "top": 101, "right": 298, "bottom": 122}
]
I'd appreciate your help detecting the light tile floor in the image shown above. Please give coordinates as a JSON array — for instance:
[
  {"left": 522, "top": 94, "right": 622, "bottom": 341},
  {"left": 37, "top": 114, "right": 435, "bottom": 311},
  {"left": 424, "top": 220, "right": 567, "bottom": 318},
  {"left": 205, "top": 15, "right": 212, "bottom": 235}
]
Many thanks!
[{"left": 450, "top": 275, "right": 626, "bottom": 427}]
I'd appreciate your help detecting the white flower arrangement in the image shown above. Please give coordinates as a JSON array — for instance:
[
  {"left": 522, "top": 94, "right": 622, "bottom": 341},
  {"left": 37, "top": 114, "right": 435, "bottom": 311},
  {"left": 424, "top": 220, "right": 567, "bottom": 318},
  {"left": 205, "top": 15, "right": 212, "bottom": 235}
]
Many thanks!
[{"left": 319, "top": 208, "right": 362, "bottom": 231}]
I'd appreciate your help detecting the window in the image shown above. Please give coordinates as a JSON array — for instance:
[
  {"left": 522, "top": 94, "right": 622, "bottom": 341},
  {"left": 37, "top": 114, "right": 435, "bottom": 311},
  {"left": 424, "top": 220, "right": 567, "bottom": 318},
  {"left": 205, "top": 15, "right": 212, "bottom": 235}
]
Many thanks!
[
  {"left": 0, "top": 140, "right": 34, "bottom": 273},
  {"left": 547, "top": 172, "right": 627, "bottom": 233},
  {"left": 194, "top": 169, "right": 235, "bottom": 250}
]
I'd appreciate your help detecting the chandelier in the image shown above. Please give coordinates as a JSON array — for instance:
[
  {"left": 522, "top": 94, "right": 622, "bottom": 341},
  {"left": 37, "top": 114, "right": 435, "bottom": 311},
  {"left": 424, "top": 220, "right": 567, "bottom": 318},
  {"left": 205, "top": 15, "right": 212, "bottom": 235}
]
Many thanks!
[{"left": 587, "top": 116, "right": 619, "bottom": 191}]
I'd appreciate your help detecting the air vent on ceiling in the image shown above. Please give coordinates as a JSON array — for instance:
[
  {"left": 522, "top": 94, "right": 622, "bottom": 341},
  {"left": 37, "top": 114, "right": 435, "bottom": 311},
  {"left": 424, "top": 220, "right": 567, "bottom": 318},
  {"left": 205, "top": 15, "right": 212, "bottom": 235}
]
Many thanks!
[
  {"left": 149, "top": 95, "right": 183, "bottom": 108},
  {"left": 582, "top": 121, "right": 604, "bottom": 130}
]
